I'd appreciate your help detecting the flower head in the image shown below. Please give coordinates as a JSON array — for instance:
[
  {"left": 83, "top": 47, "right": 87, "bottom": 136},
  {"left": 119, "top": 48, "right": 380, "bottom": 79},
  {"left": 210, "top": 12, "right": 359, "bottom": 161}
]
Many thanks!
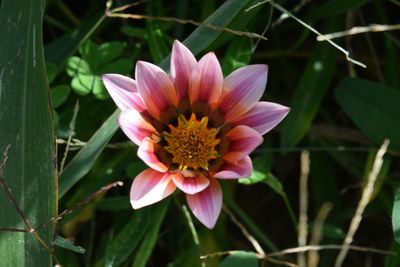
[{"left": 102, "top": 40, "right": 289, "bottom": 228}]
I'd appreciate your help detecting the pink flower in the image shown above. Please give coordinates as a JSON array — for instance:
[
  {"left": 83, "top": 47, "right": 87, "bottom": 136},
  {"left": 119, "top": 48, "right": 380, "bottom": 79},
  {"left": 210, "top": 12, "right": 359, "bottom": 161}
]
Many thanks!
[{"left": 102, "top": 40, "right": 289, "bottom": 229}]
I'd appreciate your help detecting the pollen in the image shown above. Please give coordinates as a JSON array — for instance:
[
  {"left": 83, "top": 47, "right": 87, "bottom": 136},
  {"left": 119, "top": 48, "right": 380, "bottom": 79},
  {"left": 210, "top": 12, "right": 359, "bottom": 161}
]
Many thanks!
[{"left": 164, "top": 113, "right": 220, "bottom": 170}]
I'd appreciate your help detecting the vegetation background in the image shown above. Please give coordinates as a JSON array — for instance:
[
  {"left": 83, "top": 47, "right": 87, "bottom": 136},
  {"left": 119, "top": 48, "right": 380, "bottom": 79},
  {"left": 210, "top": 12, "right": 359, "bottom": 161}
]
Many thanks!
[{"left": 0, "top": 0, "right": 399, "bottom": 266}]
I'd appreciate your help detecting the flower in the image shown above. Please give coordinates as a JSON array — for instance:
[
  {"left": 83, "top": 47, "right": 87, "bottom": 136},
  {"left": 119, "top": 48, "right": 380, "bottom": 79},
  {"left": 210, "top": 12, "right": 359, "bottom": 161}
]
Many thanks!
[{"left": 102, "top": 40, "right": 289, "bottom": 229}]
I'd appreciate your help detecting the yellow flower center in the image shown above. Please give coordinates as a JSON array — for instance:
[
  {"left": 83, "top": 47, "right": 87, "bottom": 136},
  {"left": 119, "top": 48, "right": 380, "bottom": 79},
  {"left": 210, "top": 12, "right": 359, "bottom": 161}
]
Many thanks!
[{"left": 164, "top": 113, "right": 220, "bottom": 171}]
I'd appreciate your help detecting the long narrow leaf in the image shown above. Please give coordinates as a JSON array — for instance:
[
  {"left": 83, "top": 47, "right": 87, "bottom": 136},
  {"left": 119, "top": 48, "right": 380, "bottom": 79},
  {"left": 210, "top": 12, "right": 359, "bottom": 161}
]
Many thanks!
[{"left": 0, "top": 0, "right": 56, "bottom": 265}]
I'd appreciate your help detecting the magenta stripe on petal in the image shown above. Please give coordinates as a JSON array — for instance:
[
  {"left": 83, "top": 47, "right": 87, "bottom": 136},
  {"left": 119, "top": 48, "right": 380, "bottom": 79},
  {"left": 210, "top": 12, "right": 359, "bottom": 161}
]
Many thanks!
[
  {"left": 102, "top": 74, "right": 146, "bottom": 112},
  {"left": 223, "top": 125, "right": 263, "bottom": 163},
  {"left": 130, "top": 169, "right": 176, "bottom": 209},
  {"left": 137, "top": 137, "right": 168, "bottom": 173},
  {"left": 219, "top": 65, "right": 268, "bottom": 122},
  {"left": 214, "top": 156, "right": 253, "bottom": 179},
  {"left": 172, "top": 173, "right": 210, "bottom": 195},
  {"left": 118, "top": 109, "right": 156, "bottom": 146},
  {"left": 232, "top": 101, "right": 290, "bottom": 135},
  {"left": 136, "top": 61, "right": 178, "bottom": 119},
  {"left": 189, "top": 52, "right": 223, "bottom": 108},
  {"left": 186, "top": 177, "right": 222, "bottom": 229},
  {"left": 171, "top": 40, "right": 197, "bottom": 99}
]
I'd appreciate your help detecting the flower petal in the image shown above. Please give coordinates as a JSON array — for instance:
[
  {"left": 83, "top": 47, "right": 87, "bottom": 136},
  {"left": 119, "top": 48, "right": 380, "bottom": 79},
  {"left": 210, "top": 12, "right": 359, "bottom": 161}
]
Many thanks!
[
  {"left": 189, "top": 52, "right": 223, "bottom": 108},
  {"left": 186, "top": 177, "right": 222, "bottom": 229},
  {"left": 118, "top": 109, "right": 156, "bottom": 146},
  {"left": 102, "top": 74, "right": 146, "bottom": 112},
  {"left": 214, "top": 156, "right": 253, "bottom": 179},
  {"left": 223, "top": 125, "right": 263, "bottom": 162},
  {"left": 137, "top": 137, "right": 168, "bottom": 173},
  {"left": 136, "top": 61, "right": 179, "bottom": 119},
  {"left": 172, "top": 173, "right": 210, "bottom": 195},
  {"left": 130, "top": 169, "right": 176, "bottom": 209},
  {"left": 232, "top": 101, "right": 290, "bottom": 135},
  {"left": 219, "top": 65, "right": 268, "bottom": 122},
  {"left": 171, "top": 40, "right": 197, "bottom": 99}
]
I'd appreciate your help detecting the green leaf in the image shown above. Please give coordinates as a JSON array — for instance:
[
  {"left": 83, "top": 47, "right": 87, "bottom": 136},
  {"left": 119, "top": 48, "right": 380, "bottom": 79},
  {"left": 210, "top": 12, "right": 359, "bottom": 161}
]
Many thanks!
[
  {"left": 280, "top": 19, "right": 339, "bottom": 148},
  {"left": 99, "top": 59, "right": 133, "bottom": 75},
  {"left": 0, "top": 0, "right": 56, "bottom": 265},
  {"left": 131, "top": 201, "right": 169, "bottom": 267},
  {"left": 99, "top": 41, "right": 126, "bottom": 65},
  {"left": 71, "top": 74, "right": 95, "bottom": 96},
  {"left": 104, "top": 209, "right": 150, "bottom": 267},
  {"left": 46, "top": 62, "right": 58, "bottom": 84},
  {"left": 59, "top": 111, "right": 119, "bottom": 198},
  {"left": 51, "top": 85, "right": 71, "bottom": 108},
  {"left": 218, "top": 251, "right": 258, "bottom": 267},
  {"left": 392, "top": 188, "right": 400, "bottom": 243},
  {"left": 59, "top": 0, "right": 255, "bottom": 197},
  {"left": 222, "top": 37, "right": 252, "bottom": 75},
  {"left": 67, "top": 56, "right": 91, "bottom": 76},
  {"left": 335, "top": 78, "right": 400, "bottom": 150},
  {"left": 79, "top": 40, "right": 100, "bottom": 70},
  {"left": 53, "top": 236, "right": 85, "bottom": 254},
  {"left": 97, "top": 196, "right": 131, "bottom": 211},
  {"left": 92, "top": 76, "right": 108, "bottom": 100},
  {"left": 146, "top": 21, "right": 170, "bottom": 64},
  {"left": 307, "top": 0, "right": 370, "bottom": 21}
]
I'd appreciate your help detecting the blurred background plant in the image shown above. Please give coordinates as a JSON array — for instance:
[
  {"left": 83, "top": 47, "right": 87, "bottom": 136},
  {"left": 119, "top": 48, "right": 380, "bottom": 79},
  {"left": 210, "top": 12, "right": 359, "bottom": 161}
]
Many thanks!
[{"left": 1, "top": 0, "right": 400, "bottom": 266}]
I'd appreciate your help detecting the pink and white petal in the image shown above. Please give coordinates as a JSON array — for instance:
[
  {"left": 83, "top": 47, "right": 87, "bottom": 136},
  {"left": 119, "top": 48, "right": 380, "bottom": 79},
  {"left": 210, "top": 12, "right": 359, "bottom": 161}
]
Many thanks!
[
  {"left": 214, "top": 156, "right": 253, "bottom": 179},
  {"left": 102, "top": 74, "right": 146, "bottom": 112},
  {"left": 223, "top": 125, "right": 263, "bottom": 162},
  {"left": 232, "top": 102, "right": 290, "bottom": 135},
  {"left": 171, "top": 40, "right": 197, "bottom": 99},
  {"left": 118, "top": 109, "right": 156, "bottom": 146},
  {"left": 136, "top": 61, "right": 179, "bottom": 119},
  {"left": 172, "top": 173, "right": 210, "bottom": 195},
  {"left": 186, "top": 177, "right": 222, "bottom": 229},
  {"left": 137, "top": 137, "right": 168, "bottom": 173},
  {"left": 189, "top": 52, "right": 223, "bottom": 108},
  {"left": 130, "top": 169, "right": 176, "bottom": 209},
  {"left": 219, "top": 65, "right": 268, "bottom": 122}
]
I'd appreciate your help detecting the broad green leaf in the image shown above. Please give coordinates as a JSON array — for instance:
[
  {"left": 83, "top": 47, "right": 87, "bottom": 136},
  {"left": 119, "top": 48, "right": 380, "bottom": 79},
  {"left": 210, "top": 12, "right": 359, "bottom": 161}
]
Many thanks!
[
  {"left": 67, "top": 56, "right": 91, "bottom": 76},
  {"left": 392, "top": 188, "right": 400, "bottom": 243},
  {"left": 71, "top": 75, "right": 94, "bottom": 96},
  {"left": 52, "top": 236, "right": 85, "bottom": 254},
  {"left": 79, "top": 40, "right": 100, "bottom": 70},
  {"left": 222, "top": 37, "right": 252, "bottom": 75},
  {"left": 132, "top": 201, "right": 169, "bottom": 267},
  {"left": 219, "top": 251, "right": 258, "bottom": 267},
  {"left": 146, "top": 21, "right": 170, "bottom": 64},
  {"left": 335, "top": 78, "right": 400, "bottom": 150},
  {"left": 307, "top": 0, "right": 370, "bottom": 21},
  {"left": 99, "top": 41, "right": 126, "bottom": 65},
  {"left": 104, "top": 209, "right": 150, "bottom": 267},
  {"left": 0, "top": 0, "right": 56, "bottom": 266},
  {"left": 59, "top": 0, "right": 257, "bottom": 198},
  {"left": 46, "top": 62, "right": 58, "bottom": 84},
  {"left": 99, "top": 59, "right": 133, "bottom": 75},
  {"left": 92, "top": 76, "right": 108, "bottom": 100},
  {"left": 280, "top": 19, "right": 339, "bottom": 148},
  {"left": 51, "top": 85, "right": 71, "bottom": 108},
  {"left": 59, "top": 111, "right": 119, "bottom": 198},
  {"left": 97, "top": 196, "right": 131, "bottom": 211}
]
